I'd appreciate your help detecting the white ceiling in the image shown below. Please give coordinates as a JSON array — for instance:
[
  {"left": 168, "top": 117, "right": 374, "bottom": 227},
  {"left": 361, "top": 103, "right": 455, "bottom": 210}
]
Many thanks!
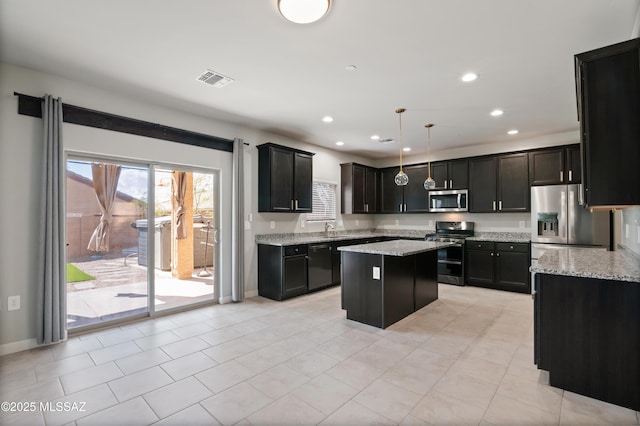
[{"left": 1, "top": 0, "right": 639, "bottom": 159}]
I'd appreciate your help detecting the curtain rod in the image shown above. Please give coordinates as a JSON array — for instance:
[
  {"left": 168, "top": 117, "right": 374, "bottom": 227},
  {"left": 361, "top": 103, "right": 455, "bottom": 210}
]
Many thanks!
[{"left": 13, "top": 92, "right": 237, "bottom": 152}]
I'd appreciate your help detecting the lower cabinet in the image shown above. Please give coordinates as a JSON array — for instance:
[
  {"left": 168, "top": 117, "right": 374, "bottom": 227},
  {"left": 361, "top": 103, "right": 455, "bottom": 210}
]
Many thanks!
[
  {"left": 258, "top": 244, "right": 309, "bottom": 301},
  {"left": 466, "top": 241, "right": 531, "bottom": 293}
]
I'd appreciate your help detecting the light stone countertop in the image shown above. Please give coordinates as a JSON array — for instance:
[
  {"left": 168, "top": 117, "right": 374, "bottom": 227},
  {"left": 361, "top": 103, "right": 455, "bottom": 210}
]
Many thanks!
[
  {"left": 255, "top": 230, "right": 429, "bottom": 246},
  {"left": 337, "top": 239, "right": 453, "bottom": 257},
  {"left": 467, "top": 232, "right": 531, "bottom": 243},
  {"left": 530, "top": 247, "right": 640, "bottom": 283}
]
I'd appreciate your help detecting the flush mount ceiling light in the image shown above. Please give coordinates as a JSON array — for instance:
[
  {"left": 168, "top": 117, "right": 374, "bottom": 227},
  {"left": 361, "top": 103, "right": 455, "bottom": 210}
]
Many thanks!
[
  {"left": 461, "top": 72, "right": 478, "bottom": 82},
  {"left": 335, "top": 141, "right": 344, "bottom": 146},
  {"left": 423, "top": 124, "right": 436, "bottom": 190},
  {"left": 394, "top": 108, "right": 409, "bottom": 186},
  {"left": 508, "top": 129, "right": 519, "bottom": 135},
  {"left": 370, "top": 135, "right": 380, "bottom": 140},
  {"left": 491, "top": 109, "right": 504, "bottom": 117},
  {"left": 278, "top": 0, "right": 331, "bottom": 24},
  {"left": 322, "top": 116, "right": 334, "bottom": 123},
  {"left": 403, "top": 147, "right": 411, "bottom": 152}
]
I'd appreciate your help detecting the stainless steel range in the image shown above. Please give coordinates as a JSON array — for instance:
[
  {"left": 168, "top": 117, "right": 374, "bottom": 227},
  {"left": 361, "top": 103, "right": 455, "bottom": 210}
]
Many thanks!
[{"left": 425, "top": 221, "right": 475, "bottom": 285}]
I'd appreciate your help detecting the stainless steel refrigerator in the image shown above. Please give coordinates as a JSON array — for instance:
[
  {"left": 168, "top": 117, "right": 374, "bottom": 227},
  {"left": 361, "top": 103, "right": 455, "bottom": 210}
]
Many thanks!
[{"left": 531, "top": 184, "right": 611, "bottom": 261}]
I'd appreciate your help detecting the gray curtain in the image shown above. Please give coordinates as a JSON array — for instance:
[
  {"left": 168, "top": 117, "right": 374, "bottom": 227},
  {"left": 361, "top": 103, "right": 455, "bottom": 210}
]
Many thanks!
[
  {"left": 231, "top": 138, "right": 245, "bottom": 302},
  {"left": 87, "top": 163, "right": 122, "bottom": 252},
  {"left": 172, "top": 171, "right": 187, "bottom": 240},
  {"left": 37, "top": 95, "right": 66, "bottom": 345}
]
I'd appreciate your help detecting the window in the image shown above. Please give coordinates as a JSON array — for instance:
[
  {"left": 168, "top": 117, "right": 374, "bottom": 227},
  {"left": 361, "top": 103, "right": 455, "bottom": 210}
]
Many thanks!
[{"left": 307, "top": 181, "right": 336, "bottom": 221}]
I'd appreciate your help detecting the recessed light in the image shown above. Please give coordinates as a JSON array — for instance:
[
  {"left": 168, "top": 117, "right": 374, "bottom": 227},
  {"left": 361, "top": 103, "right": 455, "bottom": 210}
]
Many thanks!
[
  {"left": 335, "top": 141, "right": 344, "bottom": 146},
  {"left": 345, "top": 65, "right": 357, "bottom": 71},
  {"left": 490, "top": 109, "right": 504, "bottom": 117},
  {"left": 507, "top": 129, "right": 519, "bottom": 135},
  {"left": 403, "top": 147, "right": 411, "bottom": 152},
  {"left": 461, "top": 72, "right": 478, "bottom": 82},
  {"left": 370, "top": 135, "right": 380, "bottom": 140},
  {"left": 322, "top": 116, "right": 333, "bottom": 123}
]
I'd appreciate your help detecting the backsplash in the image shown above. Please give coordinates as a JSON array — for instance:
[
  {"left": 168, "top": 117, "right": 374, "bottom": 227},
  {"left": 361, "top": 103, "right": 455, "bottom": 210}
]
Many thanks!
[{"left": 621, "top": 206, "right": 640, "bottom": 256}]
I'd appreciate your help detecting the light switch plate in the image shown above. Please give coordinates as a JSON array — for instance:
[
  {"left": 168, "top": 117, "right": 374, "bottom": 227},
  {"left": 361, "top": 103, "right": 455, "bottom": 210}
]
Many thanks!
[
  {"left": 372, "top": 266, "right": 380, "bottom": 280},
  {"left": 270, "top": 221, "right": 275, "bottom": 229},
  {"left": 8, "top": 295, "right": 20, "bottom": 311}
]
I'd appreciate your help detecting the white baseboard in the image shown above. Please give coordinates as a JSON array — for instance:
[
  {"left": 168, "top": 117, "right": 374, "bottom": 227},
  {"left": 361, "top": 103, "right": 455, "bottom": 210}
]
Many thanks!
[
  {"left": 0, "top": 338, "right": 39, "bottom": 357},
  {"left": 244, "top": 289, "right": 258, "bottom": 298}
]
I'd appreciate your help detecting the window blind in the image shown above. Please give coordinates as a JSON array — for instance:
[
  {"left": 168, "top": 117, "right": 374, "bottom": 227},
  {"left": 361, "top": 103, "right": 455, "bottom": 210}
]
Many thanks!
[{"left": 307, "top": 181, "right": 336, "bottom": 221}]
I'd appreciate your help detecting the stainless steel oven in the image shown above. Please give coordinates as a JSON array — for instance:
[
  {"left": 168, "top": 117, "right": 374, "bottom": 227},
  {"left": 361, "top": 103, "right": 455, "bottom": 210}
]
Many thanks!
[
  {"left": 426, "top": 221, "right": 474, "bottom": 285},
  {"left": 428, "top": 189, "right": 468, "bottom": 212}
]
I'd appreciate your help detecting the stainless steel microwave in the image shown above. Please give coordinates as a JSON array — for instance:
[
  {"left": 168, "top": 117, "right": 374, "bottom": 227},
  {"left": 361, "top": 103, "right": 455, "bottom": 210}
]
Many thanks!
[{"left": 428, "top": 189, "right": 468, "bottom": 212}]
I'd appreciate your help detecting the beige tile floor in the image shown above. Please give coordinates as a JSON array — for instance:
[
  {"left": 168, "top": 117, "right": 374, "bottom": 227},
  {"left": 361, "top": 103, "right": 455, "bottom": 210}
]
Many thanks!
[{"left": 1, "top": 284, "right": 639, "bottom": 425}]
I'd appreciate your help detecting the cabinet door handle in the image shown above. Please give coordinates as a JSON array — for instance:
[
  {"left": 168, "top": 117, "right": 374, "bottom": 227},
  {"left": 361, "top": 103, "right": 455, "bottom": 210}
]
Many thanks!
[
  {"left": 490, "top": 252, "right": 494, "bottom": 256},
  {"left": 444, "top": 180, "right": 448, "bottom": 189},
  {"left": 399, "top": 204, "right": 403, "bottom": 212},
  {"left": 499, "top": 201, "right": 502, "bottom": 211},
  {"left": 496, "top": 253, "right": 500, "bottom": 257},
  {"left": 492, "top": 201, "right": 496, "bottom": 211},
  {"left": 404, "top": 204, "right": 407, "bottom": 212},
  {"left": 291, "top": 200, "right": 294, "bottom": 210},
  {"left": 450, "top": 179, "right": 453, "bottom": 189},
  {"left": 568, "top": 170, "right": 572, "bottom": 182},
  {"left": 365, "top": 203, "right": 368, "bottom": 212},
  {"left": 560, "top": 170, "right": 564, "bottom": 182},
  {"left": 295, "top": 200, "right": 299, "bottom": 210},
  {"left": 510, "top": 245, "right": 514, "bottom": 250}
]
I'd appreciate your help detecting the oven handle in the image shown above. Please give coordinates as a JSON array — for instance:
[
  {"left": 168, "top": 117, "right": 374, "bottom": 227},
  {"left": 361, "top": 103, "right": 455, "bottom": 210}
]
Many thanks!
[{"left": 437, "top": 260, "right": 462, "bottom": 265}]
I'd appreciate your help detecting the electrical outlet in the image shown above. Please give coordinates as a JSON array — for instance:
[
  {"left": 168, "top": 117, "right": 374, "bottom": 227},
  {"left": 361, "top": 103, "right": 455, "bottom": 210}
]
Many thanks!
[
  {"left": 372, "top": 267, "right": 380, "bottom": 280},
  {"left": 519, "top": 221, "right": 525, "bottom": 228},
  {"left": 428, "top": 220, "right": 433, "bottom": 227},
  {"left": 270, "top": 221, "right": 275, "bottom": 229},
  {"left": 8, "top": 295, "right": 20, "bottom": 311},
  {"left": 395, "top": 220, "right": 399, "bottom": 226},
  {"left": 625, "top": 224, "right": 630, "bottom": 239},
  {"left": 356, "top": 220, "right": 359, "bottom": 226},
  {"left": 300, "top": 219, "right": 305, "bottom": 228}
]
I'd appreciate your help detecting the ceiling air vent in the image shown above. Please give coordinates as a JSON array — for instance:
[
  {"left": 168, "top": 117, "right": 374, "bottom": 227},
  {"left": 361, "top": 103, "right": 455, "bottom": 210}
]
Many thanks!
[
  {"left": 196, "top": 69, "right": 234, "bottom": 88},
  {"left": 378, "top": 138, "right": 396, "bottom": 144}
]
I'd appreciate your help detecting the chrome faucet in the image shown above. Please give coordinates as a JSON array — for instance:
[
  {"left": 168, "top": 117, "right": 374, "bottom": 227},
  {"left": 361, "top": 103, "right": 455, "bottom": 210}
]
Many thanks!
[{"left": 324, "top": 222, "right": 335, "bottom": 235}]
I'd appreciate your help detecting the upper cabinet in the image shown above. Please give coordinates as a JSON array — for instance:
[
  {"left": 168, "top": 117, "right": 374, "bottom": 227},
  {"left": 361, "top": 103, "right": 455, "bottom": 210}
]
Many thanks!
[
  {"left": 257, "top": 143, "right": 314, "bottom": 212},
  {"left": 575, "top": 38, "right": 640, "bottom": 207},
  {"left": 379, "top": 165, "right": 430, "bottom": 213},
  {"left": 429, "top": 159, "right": 468, "bottom": 190},
  {"left": 341, "top": 163, "right": 377, "bottom": 214},
  {"left": 469, "top": 153, "right": 529, "bottom": 212},
  {"left": 529, "top": 144, "right": 581, "bottom": 186}
]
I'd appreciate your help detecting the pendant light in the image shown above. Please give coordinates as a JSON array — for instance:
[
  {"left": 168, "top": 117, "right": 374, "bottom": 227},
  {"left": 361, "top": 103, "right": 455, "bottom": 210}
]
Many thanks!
[
  {"left": 394, "top": 108, "right": 409, "bottom": 186},
  {"left": 423, "top": 123, "right": 436, "bottom": 190}
]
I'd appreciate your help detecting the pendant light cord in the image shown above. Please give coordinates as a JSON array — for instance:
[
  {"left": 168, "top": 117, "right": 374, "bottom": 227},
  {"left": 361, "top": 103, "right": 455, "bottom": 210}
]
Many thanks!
[
  {"left": 396, "top": 108, "right": 405, "bottom": 171},
  {"left": 427, "top": 125, "right": 431, "bottom": 178}
]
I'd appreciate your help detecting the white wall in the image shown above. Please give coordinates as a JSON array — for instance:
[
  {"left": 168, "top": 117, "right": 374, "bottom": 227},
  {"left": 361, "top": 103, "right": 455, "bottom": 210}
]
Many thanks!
[
  {"left": 620, "top": 207, "right": 640, "bottom": 256},
  {"left": 0, "top": 63, "right": 244, "bottom": 352}
]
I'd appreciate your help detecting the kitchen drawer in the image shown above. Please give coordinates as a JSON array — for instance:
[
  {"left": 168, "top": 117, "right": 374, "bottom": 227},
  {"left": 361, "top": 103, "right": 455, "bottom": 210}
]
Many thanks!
[
  {"left": 284, "top": 245, "right": 308, "bottom": 256},
  {"left": 496, "top": 242, "right": 529, "bottom": 253},
  {"left": 466, "top": 241, "right": 495, "bottom": 251}
]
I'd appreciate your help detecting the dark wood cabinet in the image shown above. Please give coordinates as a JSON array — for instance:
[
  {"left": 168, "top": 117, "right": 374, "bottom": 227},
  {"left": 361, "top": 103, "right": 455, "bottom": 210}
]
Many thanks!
[
  {"left": 404, "top": 165, "right": 430, "bottom": 212},
  {"left": 497, "top": 153, "right": 529, "bottom": 212},
  {"left": 341, "top": 163, "right": 377, "bottom": 214},
  {"left": 469, "top": 154, "right": 528, "bottom": 212},
  {"left": 468, "top": 157, "right": 498, "bottom": 212},
  {"left": 257, "top": 143, "right": 314, "bottom": 212},
  {"left": 379, "top": 165, "right": 429, "bottom": 213},
  {"left": 529, "top": 145, "right": 581, "bottom": 186},
  {"left": 535, "top": 273, "right": 640, "bottom": 411},
  {"left": 466, "top": 241, "right": 530, "bottom": 293},
  {"left": 258, "top": 244, "right": 308, "bottom": 301},
  {"left": 575, "top": 38, "right": 640, "bottom": 207},
  {"left": 429, "top": 160, "right": 468, "bottom": 190}
]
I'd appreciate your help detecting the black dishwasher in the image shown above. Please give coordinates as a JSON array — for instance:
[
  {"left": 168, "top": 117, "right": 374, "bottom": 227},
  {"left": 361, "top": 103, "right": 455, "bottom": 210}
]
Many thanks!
[{"left": 308, "top": 243, "right": 333, "bottom": 291}]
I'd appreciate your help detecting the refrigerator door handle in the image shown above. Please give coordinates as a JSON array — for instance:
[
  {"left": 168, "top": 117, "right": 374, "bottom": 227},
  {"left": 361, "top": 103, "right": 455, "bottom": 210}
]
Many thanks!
[
  {"left": 568, "top": 188, "right": 576, "bottom": 242},
  {"left": 559, "top": 190, "right": 567, "bottom": 239}
]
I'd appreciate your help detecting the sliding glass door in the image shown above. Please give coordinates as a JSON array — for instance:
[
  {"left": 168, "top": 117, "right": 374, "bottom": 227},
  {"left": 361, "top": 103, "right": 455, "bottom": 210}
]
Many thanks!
[{"left": 65, "top": 157, "right": 219, "bottom": 330}]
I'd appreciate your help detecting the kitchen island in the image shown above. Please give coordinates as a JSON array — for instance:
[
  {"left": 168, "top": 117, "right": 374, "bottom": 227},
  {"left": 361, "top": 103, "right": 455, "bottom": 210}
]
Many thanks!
[
  {"left": 531, "top": 247, "right": 640, "bottom": 411},
  {"left": 339, "top": 239, "right": 452, "bottom": 329}
]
